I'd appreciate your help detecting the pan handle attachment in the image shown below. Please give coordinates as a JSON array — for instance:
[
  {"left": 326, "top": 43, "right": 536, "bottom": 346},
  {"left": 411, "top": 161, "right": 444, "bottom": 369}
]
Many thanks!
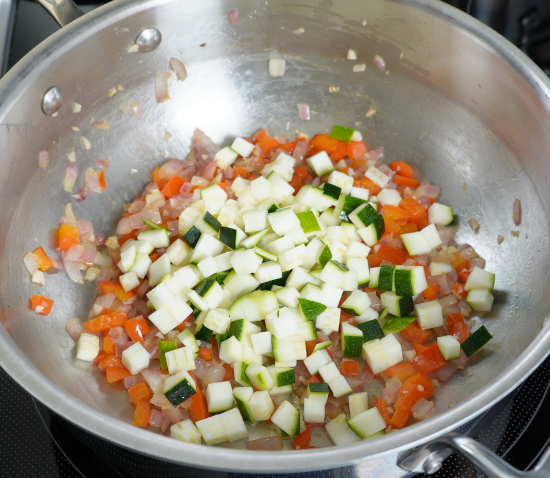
[
  {"left": 397, "top": 433, "right": 550, "bottom": 477},
  {"left": 35, "top": 0, "right": 84, "bottom": 28}
]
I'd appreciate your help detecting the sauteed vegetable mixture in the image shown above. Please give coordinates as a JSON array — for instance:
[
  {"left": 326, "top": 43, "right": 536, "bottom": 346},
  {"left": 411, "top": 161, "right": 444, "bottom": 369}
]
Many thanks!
[{"left": 25, "top": 126, "right": 495, "bottom": 449}]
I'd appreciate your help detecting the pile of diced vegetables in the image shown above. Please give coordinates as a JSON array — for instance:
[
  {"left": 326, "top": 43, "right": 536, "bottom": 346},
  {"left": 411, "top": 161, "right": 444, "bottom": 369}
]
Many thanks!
[{"left": 25, "top": 125, "right": 496, "bottom": 450}]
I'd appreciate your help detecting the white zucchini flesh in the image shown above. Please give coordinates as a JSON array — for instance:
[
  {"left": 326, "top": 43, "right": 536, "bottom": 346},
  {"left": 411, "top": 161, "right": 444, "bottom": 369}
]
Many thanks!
[
  {"left": 466, "top": 289, "right": 494, "bottom": 311},
  {"left": 428, "top": 202, "right": 454, "bottom": 225},
  {"left": 303, "top": 349, "right": 332, "bottom": 375},
  {"left": 218, "top": 408, "right": 249, "bottom": 442},
  {"left": 251, "top": 331, "right": 273, "bottom": 355},
  {"left": 195, "top": 415, "right": 229, "bottom": 446},
  {"left": 437, "top": 335, "right": 461, "bottom": 360},
  {"left": 121, "top": 342, "right": 150, "bottom": 375},
  {"left": 415, "top": 300, "right": 444, "bottom": 329},
  {"left": 304, "top": 397, "right": 326, "bottom": 424},
  {"left": 170, "top": 419, "right": 202, "bottom": 444},
  {"left": 270, "top": 400, "right": 300, "bottom": 436},
  {"left": 248, "top": 390, "right": 275, "bottom": 421},
  {"left": 465, "top": 266, "right": 495, "bottom": 291},
  {"left": 76, "top": 333, "right": 100, "bottom": 362},
  {"left": 326, "top": 413, "right": 361, "bottom": 446},
  {"left": 347, "top": 408, "right": 387, "bottom": 438},
  {"left": 349, "top": 392, "right": 369, "bottom": 418},
  {"left": 206, "top": 381, "right": 234, "bottom": 413}
]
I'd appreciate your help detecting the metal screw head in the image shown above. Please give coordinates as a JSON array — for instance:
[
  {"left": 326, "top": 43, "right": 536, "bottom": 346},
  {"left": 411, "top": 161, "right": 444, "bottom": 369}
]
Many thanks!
[
  {"left": 42, "top": 86, "right": 63, "bottom": 115},
  {"left": 136, "top": 28, "right": 162, "bottom": 52},
  {"left": 423, "top": 455, "right": 443, "bottom": 475}
]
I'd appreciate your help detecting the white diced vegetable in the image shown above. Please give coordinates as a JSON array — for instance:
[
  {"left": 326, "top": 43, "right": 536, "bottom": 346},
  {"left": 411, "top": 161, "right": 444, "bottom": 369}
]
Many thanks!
[
  {"left": 364, "top": 166, "right": 389, "bottom": 189},
  {"left": 219, "top": 336, "right": 244, "bottom": 364},
  {"left": 231, "top": 137, "right": 255, "bottom": 158},
  {"left": 171, "top": 419, "right": 202, "bottom": 444},
  {"left": 204, "top": 308, "right": 231, "bottom": 334},
  {"left": 415, "top": 300, "right": 444, "bottom": 329},
  {"left": 165, "top": 347, "right": 195, "bottom": 375},
  {"left": 121, "top": 342, "right": 150, "bottom": 375},
  {"left": 76, "top": 333, "right": 100, "bottom": 362},
  {"left": 206, "top": 381, "right": 234, "bottom": 413}
]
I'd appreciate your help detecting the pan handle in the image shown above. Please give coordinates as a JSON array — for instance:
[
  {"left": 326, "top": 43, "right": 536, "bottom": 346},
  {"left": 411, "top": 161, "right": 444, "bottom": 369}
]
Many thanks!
[
  {"left": 35, "top": 0, "right": 84, "bottom": 28},
  {"left": 397, "top": 432, "right": 550, "bottom": 477}
]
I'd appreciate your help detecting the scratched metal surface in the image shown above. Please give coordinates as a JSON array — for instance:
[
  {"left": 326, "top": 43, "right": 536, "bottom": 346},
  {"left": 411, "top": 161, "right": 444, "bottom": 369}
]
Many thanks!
[{"left": 1, "top": 0, "right": 550, "bottom": 473}]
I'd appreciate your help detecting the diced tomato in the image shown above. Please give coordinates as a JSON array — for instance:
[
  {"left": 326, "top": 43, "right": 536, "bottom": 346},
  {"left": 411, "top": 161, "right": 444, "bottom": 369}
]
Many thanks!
[
  {"left": 377, "top": 244, "right": 410, "bottom": 265},
  {"left": 124, "top": 318, "right": 150, "bottom": 345},
  {"left": 308, "top": 134, "right": 341, "bottom": 155},
  {"left": 223, "top": 363, "right": 234, "bottom": 381},
  {"left": 305, "top": 340, "right": 318, "bottom": 357},
  {"left": 350, "top": 158, "right": 366, "bottom": 170},
  {"left": 446, "top": 313, "right": 469, "bottom": 343},
  {"left": 118, "top": 230, "right": 138, "bottom": 246},
  {"left": 374, "top": 397, "right": 391, "bottom": 426},
  {"left": 30, "top": 295, "right": 54, "bottom": 315},
  {"left": 382, "top": 205, "right": 410, "bottom": 226},
  {"left": 400, "top": 322, "right": 431, "bottom": 344},
  {"left": 289, "top": 172, "right": 305, "bottom": 193},
  {"left": 254, "top": 128, "right": 269, "bottom": 142},
  {"left": 259, "top": 137, "right": 279, "bottom": 155},
  {"left": 132, "top": 400, "right": 151, "bottom": 428},
  {"left": 232, "top": 167, "right": 251, "bottom": 179},
  {"left": 353, "top": 177, "right": 382, "bottom": 195},
  {"left": 292, "top": 428, "right": 312, "bottom": 450},
  {"left": 188, "top": 371, "right": 210, "bottom": 422},
  {"left": 340, "top": 309, "right": 354, "bottom": 323},
  {"left": 161, "top": 175, "right": 186, "bottom": 198},
  {"left": 106, "top": 366, "right": 132, "bottom": 383},
  {"left": 456, "top": 260, "right": 470, "bottom": 283},
  {"left": 32, "top": 246, "right": 53, "bottom": 271},
  {"left": 294, "top": 165, "right": 308, "bottom": 179},
  {"left": 98, "top": 354, "right": 123, "bottom": 371},
  {"left": 307, "top": 374, "right": 322, "bottom": 384},
  {"left": 93, "top": 351, "right": 107, "bottom": 364},
  {"left": 383, "top": 216, "right": 401, "bottom": 236},
  {"left": 128, "top": 382, "right": 152, "bottom": 404},
  {"left": 384, "top": 362, "right": 416, "bottom": 382},
  {"left": 412, "top": 342, "right": 429, "bottom": 354},
  {"left": 99, "top": 280, "right": 135, "bottom": 301},
  {"left": 389, "top": 161, "right": 413, "bottom": 178},
  {"left": 58, "top": 224, "right": 79, "bottom": 251},
  {"left": 175, "top": 315, "right": 192, "bottom": 332},
  {"left": 399, "top": 222, "right": 419, "bottom": 234},
  {"left": 103, "top": 336, "right": 115, "bottom": 355},
  {"left": 367, "top": 253, "right": 383, "bottom": 267},
  {"left": 412, "top": 343, "right": 448, "bottom": 374},
  {"left": 198, "top": 348, "right": 212, "bottom": 361},
  {"left": 339, "top": 360, "right": 359, "bottom": 377},
  {"left": 399, "top": 197, "right": 427, "bottom": 222},
  {"left": 84, "top": 311, "right": 128, "bottom": 333},
  {"left": 422, "top": 282, "right": 439, "bottom": 301},
  {"left": 394, "top": 175, "right": 420, "bottom": 187},
  {"left": 452, "top": 282, "right": 468, "bottom": 299},
  {"left": 347, "top": 141, "right": 367, "bottom": 160},
  {"left": 279, "top": 140, "right": 297, "bottom": 154},
  {"left": 329, "top": 142, "right": 348, "bottom": 162},
  {"left": 406, "top": 373, "right": 435, "bottom": 399}
]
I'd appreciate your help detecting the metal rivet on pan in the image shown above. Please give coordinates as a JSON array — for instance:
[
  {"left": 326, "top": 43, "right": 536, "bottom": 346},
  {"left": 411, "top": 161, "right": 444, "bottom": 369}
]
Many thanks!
[
  {"left": 42, "top": 86, "right": 63, "bottom": 116},
  {"left": 423, "top": 455, "right": 443, "bottom": 474},
  {"left": 136, "top": 28, "right": 162, "bottom": 52}
]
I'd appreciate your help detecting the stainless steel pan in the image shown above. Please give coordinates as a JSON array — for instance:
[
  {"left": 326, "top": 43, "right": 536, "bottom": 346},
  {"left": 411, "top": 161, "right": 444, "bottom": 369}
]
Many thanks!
[{"left": 2, "top": 0, "right": 550, "bottom": 474}]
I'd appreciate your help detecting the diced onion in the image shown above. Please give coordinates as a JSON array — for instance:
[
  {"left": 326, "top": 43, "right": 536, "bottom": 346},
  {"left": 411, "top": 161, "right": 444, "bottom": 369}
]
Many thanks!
[
  {"left": 373, "top": 54, "right": 386, "bottom": 71},
  {"left": 170, "top": 58, "right": 187, "bottom": 81},
  {"left": 228, "top": 9, "right": 239, "bottom": 24},
  {"left": 38, "top": 150, "right": 50, "bottom": 169},
  {"left": 155, "top": 72, "right": 171, "bottom": 104},
  {"left": 297, "top": 103, "right": 311, "bottom": 120}
]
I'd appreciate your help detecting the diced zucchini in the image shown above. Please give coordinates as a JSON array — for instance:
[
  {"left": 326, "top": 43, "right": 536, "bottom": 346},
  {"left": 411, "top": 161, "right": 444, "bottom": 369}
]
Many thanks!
[
  {"left": 297, "top": 320, "right": 317, "bottom": 341},
  {"left": 268, "top": 207, "right": 300, "bottom": 236},
  {"left": 304, "top": 398, "right": 326, "bottom": 424},
  {"left": 421, "top": 224, "right": 442, "bottom": 250},
  {"left": 429, "top": 262, "right": 453, "bottom": 276},
  {"left": 466, "top": 289, "right": 494, "bottom": 311},
  {"left": 183, "top": 226, "right": 201, "bottom": 248},
  {"left": 271, "top": 400, "right": 300, "bottom": 437},
  {"left": 190, "top": 234, "right": 225, "bottom": 263},
  {"left": 283, "top": 224, "right": 308, "bottom": 246},
  {"left": 218, "top": 407, "right": 249, "bottom": 442},
  {"left": 365, "top": 166, "right": 390, "bottom": 189},
  {"left": 415, "top": 300, "right": 444, "bottom": 329},
  {"left": 214, "top": 146, "right": 239, "bottom": 170},
  {"left": 334, "top": 195, "right": 369, "bottom": 222},
  {"left": 330, "top": 125, "right": 359, "bottom": 142},
  {"left": 326, "top": 413, "right": 361, "bottom": 446},
  {"left": 177, "top": 329, "right": 199, "bottom": 354},
  {"left": 250, "top": 331, "right": 273, "bottom": 355},
  {"left": 378, "top": 265, "right": 396, "bottom": 292},
  {"left": 394, "top": 265, "right": 428, "bottom": 296},
  {"left": 233, "top": 386, "right": 255, "bottom": 424},
  {"left": 315, "top": 307, "right": 341, "bottom": 334},
  {"left": 274, "top": 286, "right": 300, "bottom": 307},
  {"left": 165, "top": 347, "right": 195, "bottom": 375},
  {"left": 369, "top": 267, "right": 380, "bottom": 288},
  {"left": 380, "top": 291, "right": 414, "bottom": 317},
  {"left": 231, "top": 137, "right": 255, "bottom": 157},
  {"left": 166, "top": 238, "right": 191, "bottom": 266},
  {"left": 401, "top": 231, "right": 432, "bottom": 256},
  {"left": 350, "top": 186, "right": 370, "bottom": 201},
  {"left": 254, "top": 261, "right": 283, "bottom": 284},
  {"left": 297, "top": 210, "right": 321, "bottom": 236},
  {"left": 320, "top": 260, "right": 349, "bottom": 287},
  {"left": 230, "top": 249, "right": 263, "bottom": 275},
  {"left": 461, "top": 325, "right": 492, "bottom": 357},
  {"left": 203, "top": 308, "right": 231, "bottom": 334},
  {"left": 349, "top": 392, "right": 368, "bottom": 418},
  {"left": 120, "top": 244, "right": 138, "bottom": 272},
  {"left": 307, "top": 151, "right": 335, "bottom": 177},
  {"left": 158, "top": 340, "right": 177, "bottom": 370},
  {"left": 245, "top": 364, "right": 274, "bottom": 391},
  {"left": 218, "top": 336, "right": 244, "bottom": 364},
  {"left": 278, "top": 244, "right": 309, "bottom": 272},
  {"left": 303, "top": 348, "right": 332, "bottom": 375},
  {"left": 171, "top": 419, "right": 202, "bottom": 444},
  {"left": 263, "top": 152, "right": 295, "bottom": 182},
  {"left": 241, "top": 228, "right": 270, "bottom": 249},
  {"left": 347, "top": 408, "right": 386, "bottom": 438},
  {"left": 254, "top": 246, "right": 277, "bottom": 262},
  {"left": 206, "top": 381, "right": 234, "bottom": 413},
  {"left": 428, "top": 202, "right": 454, "bottom": 226},
  {"left": 164, "top": 370, "right": 197, "bottom": 406},
  {"left": 229, "top": 290, "right": 279, "bottom": 322},
  {"left": 327, "top": 171, "right": 354, "bottom": 195},
  {"left": 294, "top": 185, "right": 323, "bottom": 207},
  {"left": 227, "top": 319, "right": 261, "bottom": 347},
  {"left": 361, "top": 333, "right": 402, "bottom": 374},
  {"left": 224, "top": 270, "right": 260, "bottom": 298},
  {"left": 341, "top": 322, "right": 363, "bottom": 357},
  {"left": 382, "top": 316, "right": 416, "bottom": 334},
  {"left": 356, "top": 319, "right": 385, "bottom": 342},
  {"left": 349, "top": 203, "right": 385, "bottom": 240},
  {"left": 195, "top": 415, "right": 228, "bottom": 446},
  {"left": 377, "top": 188, "right": 402, "bottom": 207},
  {"left": 200, "top": 184, "right": 227, "bottom": 215},
  {"left": 250, "top": 176, "right": 272, "bottom": 202},
  {"left": 298, "top": 298, "right": 327, "bottom": 321},
  {"left": 148, "top": 254, "right": 171, "bottom": 287},
  {"left": 437, "top": 335, "right": 461, "bottom": 360},
  {"left": 75, "top": 333, "right": 100, "bottom": 362},
  {"left": 195, "top": 277, "right": 224, "bottom": 310},
  {"left": 465, "top": 266, "right": 495, "bottom": 292},
  {"left": 248, "top": 390, "right": 275, "bottom": 421},
  {"left": 268, "top": 309, "right": 298, "bottom": 339},
  {"left": 328, "top": 375, "right": 353, "bottom": 398},
  {"left": 312, "top": 340, "right": 332, "bottom": 354},
  {"left": 320, "top": 208, "right": 342, "bottom": 227},
  {"left": 267, "top": 366, "right": 295, "bottom": 387},
  {"left": 138, "top": 228, "right": 170, "bottom": 248},
  {"left": 258, "top": 270, "right": 290, "bottom": 291},
  {"left": 307, "top": 382, "right": 330, "bottom": 402},
  {"left": 319, "top": 361, "right": 340, "bottom": 383},
  {"left": 219, "top": 226, "right": 238, "bottom": 249},
  {"left": 346, "top": 257, "right": 370, "bottom": 287}
]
